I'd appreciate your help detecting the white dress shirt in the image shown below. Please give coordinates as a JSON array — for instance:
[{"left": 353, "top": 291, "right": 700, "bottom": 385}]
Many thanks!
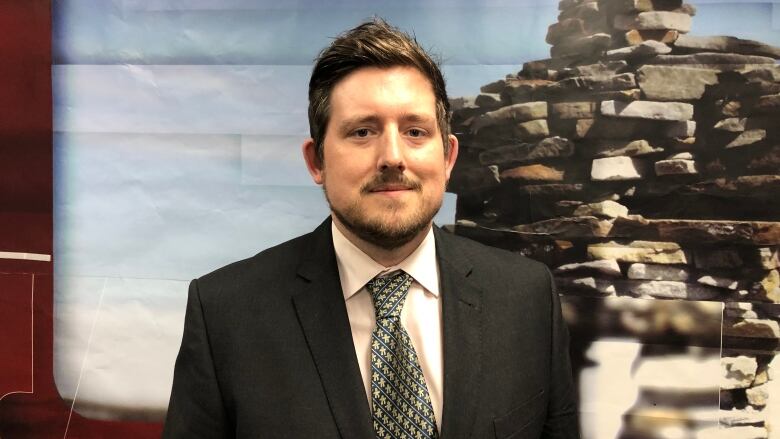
[{"left": 331, "top": 222, "right": 443, "bottom": 429}]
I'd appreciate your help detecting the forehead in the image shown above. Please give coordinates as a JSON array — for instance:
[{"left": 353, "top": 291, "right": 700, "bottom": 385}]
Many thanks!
[{"left": 329, "top": 66, "right": 437, "bottom": 118}]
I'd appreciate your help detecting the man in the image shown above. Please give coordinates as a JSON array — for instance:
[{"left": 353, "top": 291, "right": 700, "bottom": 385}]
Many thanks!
[{"left": 163, "top": 19, "right": 579, "bottom": 439}]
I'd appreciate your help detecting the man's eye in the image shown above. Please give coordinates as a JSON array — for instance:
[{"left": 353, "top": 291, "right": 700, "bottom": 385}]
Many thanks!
[
  {"left": 353, "top": 128, "right": 370, "bottom": 137},
  {"left": 408, "top": 128, "right": 425, "bottom": 137}
]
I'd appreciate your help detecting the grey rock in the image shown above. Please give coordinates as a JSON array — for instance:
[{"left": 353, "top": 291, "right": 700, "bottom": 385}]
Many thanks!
[
  {"left": 555, "top": 117, "right": 694, "bottom": 142},
  {"left": 714, "top": 117, "right": 747, "bottom": 132},
  {"left": 573, "top": 200, "right": 629, "bottom": 218},
  {"left": 560, "top": 61, "right": 628, "bottom": 79},
  {"left": 606, "top": 40, "right": 671, "bottom": 60},
  {"left": 697, "top": 275, "right": 739, "bottom": 290},
  {"left": 611, "top": 218, "right": 780, "bottom": 246},
  {"left": 665, "top": 120, "right": 697, "bottom": 137},
  {"left": 637, "top": 65, "right": 719, "bottom": 101},
  {"left": 479, "top": 136, "right": 574, "bottom": 165},
  {"left": 725, "top": 319, "right": 780, "bottom": 339},
  {"left": 470, "top": 101, "right": 548, "bottom": 133},
  {"left": 519, "top": 183, "right": 584, "bottom": 198},
  {"left": 725, "top": 129, "right": 766, "bottom": 149},
  {"left": 615, "top": 0, "right": 656, "bottom": 13},
  {"left": 629, "top": 280, "right": 721, "bottom": 299},
  {"left": 718, "top": 408, "right": 764, "bottom": 427},
  {"left": 722, "top": 356, "right": 758, "bottom": 390},
  {"left": 545, "top": 73, "right": 636, "bottom": 95},
  {"left": 546, "top": 18, "right": 589, "bottom": 46},
  {"left": 601, "top": 100, "right": 694, "bottom": 121},
  {"left": 746, "top": 383, "right": 769, "bottom": 407},
  {"left": 556, "top": 276, "right": 617, "bottom": 295},
  {"left": 668, "top": 152, "right": 693, "bottom": 160},
  {"left": 562, "top": 88, "right": 642, "bottom": 102},
  {"left": 587, "top": 139, "right": 664, "bottom": 157},
  {"left": 448, "top": 165, "right": 500, "bottom": 194},
  {"left": 739, "top": 65, "right": 780, "bottom": 85},
  {"left": 502, "top": 79, "right": 555, "bottom": 104},
  {"left": 480, "top": 79, "right": 508, "bottom": 94},
  {"left": 627, "top": 263, "right": 690, "bottom": 281},
  {"left": 554, "top": 259, "right": 622, "bottom": 277},
  {"left": 757, "top": 247, "right": 779, "bottom": 270},
  {"left": 591, "top": 156, "right": 646, "bottom": 180},
  {"left": 475, "top": 93, "right": 503, "bottom": 109},
  {"left": 558, "top": 1, "right": 601, "bottom": 21},
  {"left": 655, "top": 159, "right": 697, "bottom": 176},
  {"left": 588, "top": 241, "right": 688, "bottom": 264},
  {"left": 550, "top": 101, "right": 597, "bottom": 119},
  {"left": 512, "top": 216, "right": 615, "bottom": 239},
  {"left": 514, "top": 119, "right": 550, "bottom": 139},
  {"left": 646, "top": 53, "right": 776, "bottom": 68},
  {"left": 613, "top": 11, "right": 692, "bottom": 33},
  {"left": 551, "top": 33, "right": 612, "bottom": 58},
  {"left": 455, "top": 219, "right": 477, "bottom": 227},
  {"left": 685, "top": 175, "right": 780, "bottom": 200},
  {"left": 674, "top": 34, "right": 780, "bottom": 59},
  {"left": 449, "top": 96, "right": 478, "bottom": 111}
]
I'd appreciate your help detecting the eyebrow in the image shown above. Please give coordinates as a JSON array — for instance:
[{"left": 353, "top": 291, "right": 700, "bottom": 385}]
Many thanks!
[
  {"left": 337, "top": 115, "right": 381, "bottom": 133},
  {"left": 336, "top": 113, "right": 435, "bottom": 132}
]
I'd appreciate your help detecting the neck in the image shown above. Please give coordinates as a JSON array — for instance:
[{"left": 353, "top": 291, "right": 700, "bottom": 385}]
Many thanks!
[{"left": 332, "top": 215, "right": 430, "bottom": 267}]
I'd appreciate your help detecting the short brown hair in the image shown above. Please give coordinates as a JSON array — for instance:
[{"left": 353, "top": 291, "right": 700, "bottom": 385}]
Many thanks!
[{"left": 307, "top": 18, "right": 451, "bottom": 165}]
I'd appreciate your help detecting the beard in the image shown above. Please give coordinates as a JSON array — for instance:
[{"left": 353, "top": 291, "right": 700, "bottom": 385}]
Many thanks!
[{"left": 324, "top": 170, "right": 442, "bottom": 250}]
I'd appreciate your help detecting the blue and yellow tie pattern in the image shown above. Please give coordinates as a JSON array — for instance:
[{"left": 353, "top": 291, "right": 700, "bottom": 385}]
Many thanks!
[{"left": 366, "top": 271, "right": 438, "bottom": 439}]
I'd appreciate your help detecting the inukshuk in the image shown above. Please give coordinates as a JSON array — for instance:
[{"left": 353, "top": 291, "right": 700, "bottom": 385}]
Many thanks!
[{"left": 447, "top": 0, "right": 780, "bottom": 437}]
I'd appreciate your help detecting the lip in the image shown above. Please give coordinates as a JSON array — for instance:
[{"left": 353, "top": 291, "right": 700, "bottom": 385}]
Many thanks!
[{"left": 370, "top": 184, "right": 412, "bottom": 192}]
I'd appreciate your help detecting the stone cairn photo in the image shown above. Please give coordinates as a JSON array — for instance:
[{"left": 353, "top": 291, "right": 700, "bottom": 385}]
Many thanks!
[{"left": 447, "top": 0, "right": 780, "bottom": 437}]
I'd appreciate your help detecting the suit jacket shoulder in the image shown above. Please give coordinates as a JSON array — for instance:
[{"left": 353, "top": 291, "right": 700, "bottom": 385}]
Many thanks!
[
  {"left": 194, "top": 225, "right": 323, "bottom": 305},
  {"left": 434, "top": 227, "right": 553, "bottom": 301}
]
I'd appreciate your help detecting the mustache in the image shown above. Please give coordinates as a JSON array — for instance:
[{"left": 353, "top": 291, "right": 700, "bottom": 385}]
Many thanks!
[{"left": 361, "top": 171, "right": 422, "bottom": 193}]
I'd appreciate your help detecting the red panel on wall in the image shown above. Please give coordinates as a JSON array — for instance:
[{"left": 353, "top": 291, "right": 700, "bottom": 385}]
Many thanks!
[
  {"left": 0, "top": 1, "right": 161, "bottom": 436},
  {"left": 0, "top": 275, "right": 162, "bottom": 438},
  {"left": 0, "top": 274, "right": 33, "bottom": 400}
]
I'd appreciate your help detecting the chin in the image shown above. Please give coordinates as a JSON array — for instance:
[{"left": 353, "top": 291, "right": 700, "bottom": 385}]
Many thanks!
[{"left": 333, "top": 205, "right": 437, "bottom": 250}]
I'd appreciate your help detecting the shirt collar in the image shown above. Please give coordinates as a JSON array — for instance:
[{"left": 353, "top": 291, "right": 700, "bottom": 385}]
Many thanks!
[{"left": 332, "top": 221, "right": 440, "bottom": 301}]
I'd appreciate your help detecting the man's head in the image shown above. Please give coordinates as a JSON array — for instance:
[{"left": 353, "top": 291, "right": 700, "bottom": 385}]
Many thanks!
[
  {"left": 307, "top": 18, "right": 452, "bottom": 165},
  {"left": 302, "top": 19, "right": 458, "bottom": 251}
]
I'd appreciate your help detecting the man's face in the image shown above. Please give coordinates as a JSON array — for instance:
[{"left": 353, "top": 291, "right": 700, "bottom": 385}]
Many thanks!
[{"left": 303, "top": 66, "right": 458, "bottom": 249}]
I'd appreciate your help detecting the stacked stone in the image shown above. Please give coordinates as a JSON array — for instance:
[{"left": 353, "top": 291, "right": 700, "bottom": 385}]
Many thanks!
[
  {"left": 717, "top": 303, "right": 780, "bottom": 439},
  {"left": 448, "top": 0, "right": 780, "bottom": 304},
  {"left": 447, "top": 0, "right": 780, "bottom": 437}
]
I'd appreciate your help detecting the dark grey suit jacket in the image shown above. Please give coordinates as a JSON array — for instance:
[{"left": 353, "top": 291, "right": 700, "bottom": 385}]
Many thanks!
[{"left": 163, "top": 219, "right": 579, "bottom": 438}]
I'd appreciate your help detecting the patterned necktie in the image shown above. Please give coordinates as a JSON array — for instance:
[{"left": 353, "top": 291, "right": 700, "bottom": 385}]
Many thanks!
[{"left": 366, "top": 270, "right": 438, "bottom": 439}]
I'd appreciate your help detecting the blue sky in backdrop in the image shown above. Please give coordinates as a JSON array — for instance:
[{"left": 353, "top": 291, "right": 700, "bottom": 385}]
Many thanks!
[{"left": 50, "top": 0, "right": 780, "bottom": 419}]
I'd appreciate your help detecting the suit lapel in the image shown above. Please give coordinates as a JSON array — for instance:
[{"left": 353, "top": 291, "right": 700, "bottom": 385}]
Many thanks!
[
  {"left": 435, "top": 227, "right": 484, "bottom": 439},
  {"left": 292, "top": 219, "right": 374, "bottom": 439}
]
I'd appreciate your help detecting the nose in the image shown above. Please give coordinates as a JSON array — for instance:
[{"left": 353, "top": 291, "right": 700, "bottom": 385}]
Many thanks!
[{"left": 377, "top": 130, "right": 406, "bottom": 172}]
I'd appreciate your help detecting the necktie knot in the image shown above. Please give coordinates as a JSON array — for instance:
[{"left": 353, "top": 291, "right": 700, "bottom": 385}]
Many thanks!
[{"left": 366, "top": 270, "right": 413, "bottom": 320}]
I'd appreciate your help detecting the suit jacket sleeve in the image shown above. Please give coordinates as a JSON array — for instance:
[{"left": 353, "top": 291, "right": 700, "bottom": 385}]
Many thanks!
[
  {"left": 163, "top": 279, "right": 232, "bottom": 438},
  {"left": 543, "top": 265, "right": 580, "bottom": 438}
]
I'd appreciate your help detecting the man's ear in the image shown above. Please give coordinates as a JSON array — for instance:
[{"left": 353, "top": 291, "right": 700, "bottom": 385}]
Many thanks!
[
  {"left": 444, "top": 134, "right": 459, "bottom": 181},
  {"left": 302, "top": 138, "right": 324, "bottom": 185}
]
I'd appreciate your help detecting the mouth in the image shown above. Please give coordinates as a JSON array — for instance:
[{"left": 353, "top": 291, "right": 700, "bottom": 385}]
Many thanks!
[{"left": 369, "top": 184, "right": 413, "bottom": 193}]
